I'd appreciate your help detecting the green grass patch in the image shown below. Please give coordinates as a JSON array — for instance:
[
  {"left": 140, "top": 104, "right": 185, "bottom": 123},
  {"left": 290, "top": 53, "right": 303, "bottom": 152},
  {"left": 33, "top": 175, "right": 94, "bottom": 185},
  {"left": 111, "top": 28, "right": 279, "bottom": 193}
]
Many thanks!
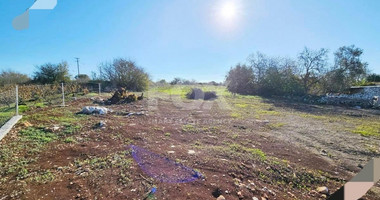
[
  {"left": 256, "top": 109, "right": 280, "bottom": 116},
  {"left": 64, "top": 137, "right": 76, "bottom": 143},
  {"left": 352, "top": 124, "right": 380, "bottom": 137},
  {"left": 228, "top": 143, "right": 267, "bottom": 161},
  {"left": 235, "top": 103, "right": 248, "bottom": 108},
  {"left": 182, "top": 124, "right": 197, "bottom": 132},
  {"left": 33, "top": 170, "right": 55, "bottom": 184},
  {"left": 164, "top": 132, "right": 171, "bottom": 137},
  {"left": 0, "top": 106, "right": 15, "bottom": 127},
  {"left": 19, "top": 127, "right": 58, "bottom": 144},
  {"left": 18, "top": 105, "right": 30, "bottom": 113},
  {"left": 34, "top": 102, "right": 45, "bottom": 108},
  {"left": 230, "top": 112, "right": 242, "bottom": 118},
  {"left": 267, "top": 122, "right": 286, "bottom": 130},
  {"left": 150, "top": 85, "right": 230, "bottom": 98},
  {"left": 74, "top": 151, "right": 133, "bottom": 185}
]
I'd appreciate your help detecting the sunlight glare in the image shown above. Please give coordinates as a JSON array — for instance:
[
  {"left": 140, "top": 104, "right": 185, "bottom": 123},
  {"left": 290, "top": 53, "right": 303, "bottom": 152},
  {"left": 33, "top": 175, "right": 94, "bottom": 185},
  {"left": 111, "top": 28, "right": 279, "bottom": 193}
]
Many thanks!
[{"left": 220, "top": 1, "right": 237, "bottom": 21}]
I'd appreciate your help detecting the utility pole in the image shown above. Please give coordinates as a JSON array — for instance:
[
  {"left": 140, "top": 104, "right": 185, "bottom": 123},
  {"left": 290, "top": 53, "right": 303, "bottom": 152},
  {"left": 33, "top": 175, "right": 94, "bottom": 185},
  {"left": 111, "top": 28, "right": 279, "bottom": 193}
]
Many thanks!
[{"left": 75, "top": 57, "right": 80, "bottom": 78}]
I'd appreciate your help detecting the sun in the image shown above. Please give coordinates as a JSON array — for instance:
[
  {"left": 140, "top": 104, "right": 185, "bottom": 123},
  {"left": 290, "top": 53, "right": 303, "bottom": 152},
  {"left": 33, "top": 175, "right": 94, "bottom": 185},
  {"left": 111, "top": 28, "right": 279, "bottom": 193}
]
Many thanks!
[{"left": 219, "top": 1, "right": 238, "bottom": 21}]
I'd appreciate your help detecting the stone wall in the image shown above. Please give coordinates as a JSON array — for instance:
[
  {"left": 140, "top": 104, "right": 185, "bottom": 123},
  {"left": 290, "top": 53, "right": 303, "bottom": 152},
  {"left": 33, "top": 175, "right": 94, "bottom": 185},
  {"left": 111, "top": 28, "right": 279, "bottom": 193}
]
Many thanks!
[{"left": 319, "top": 87, "right": 380, "bottom": 108}]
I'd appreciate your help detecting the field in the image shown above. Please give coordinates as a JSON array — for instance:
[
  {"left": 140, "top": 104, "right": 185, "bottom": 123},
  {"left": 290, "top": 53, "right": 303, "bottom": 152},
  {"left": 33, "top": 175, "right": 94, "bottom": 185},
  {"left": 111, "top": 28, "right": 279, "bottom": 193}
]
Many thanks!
[{"left": 0, "top": 85, "right": 379, "bottom": 199}]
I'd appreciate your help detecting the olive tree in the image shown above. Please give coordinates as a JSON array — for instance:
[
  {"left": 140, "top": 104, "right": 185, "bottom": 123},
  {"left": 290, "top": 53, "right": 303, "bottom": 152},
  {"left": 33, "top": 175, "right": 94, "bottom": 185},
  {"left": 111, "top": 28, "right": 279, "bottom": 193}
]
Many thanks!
[{"left": 325, "top": 45, "right": 368, "bottom": 92}]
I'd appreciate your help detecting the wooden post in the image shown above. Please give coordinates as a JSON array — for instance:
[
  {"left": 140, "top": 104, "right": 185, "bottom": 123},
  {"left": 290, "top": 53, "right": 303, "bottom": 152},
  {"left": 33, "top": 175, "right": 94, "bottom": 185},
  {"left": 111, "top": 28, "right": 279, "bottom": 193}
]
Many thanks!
[
  {"left": 15, "top": 85, "right": 19, "bottom": 116},
  {"left": 61, "top": 82, "right": 65, "bottom": 106}
]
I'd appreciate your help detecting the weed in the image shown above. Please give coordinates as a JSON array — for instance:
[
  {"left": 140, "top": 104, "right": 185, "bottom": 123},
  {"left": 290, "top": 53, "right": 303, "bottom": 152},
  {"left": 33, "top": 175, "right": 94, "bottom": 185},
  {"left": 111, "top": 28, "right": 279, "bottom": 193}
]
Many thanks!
[
  {"left": 231, "top": 134, "right": 239, "bottom": 139},
  {"left": 230, "top": 112, "right": 242, "bottom": 118},
  {"left": 18, "top": 105, "right": 30, "bottom": 113},
  {"left": 182, "top": 124, "right": 196, "bottom": 132},
  {"left": 164, "top": 132, "right": 171, "bottom": 137},
  {"left": 19, "top": 127, "right": 58, "bottom": 144},
  {"left": 33, "top": 170, "right": 55, "bottom": 184},
  {"left": 267, "top": 122, "right": 286, "bottom": 130},
  {"left": 64, "top": 137, "right": 76, "bottom": 143},
  {"left": 353, "top": 124, "right": 380, "bottom": 137},
  {"left": 74, "top": 151, "right": 133, "bottom": 185},
  {"left": 229, "top": 143, "right": 267, "bottom": 160},
  {"left": 62, "top": 124, "right": 81, "bottom": 135},
  {"left": 235, "top": 103, "right": 248, "bottom": 108}
]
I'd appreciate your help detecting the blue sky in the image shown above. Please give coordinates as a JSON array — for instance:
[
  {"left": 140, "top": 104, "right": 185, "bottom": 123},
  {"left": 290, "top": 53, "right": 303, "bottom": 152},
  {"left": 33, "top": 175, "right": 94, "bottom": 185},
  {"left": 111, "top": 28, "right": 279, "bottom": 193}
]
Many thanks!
[{"left": 0, "top": 0, "right": 379, "bottom": 82}]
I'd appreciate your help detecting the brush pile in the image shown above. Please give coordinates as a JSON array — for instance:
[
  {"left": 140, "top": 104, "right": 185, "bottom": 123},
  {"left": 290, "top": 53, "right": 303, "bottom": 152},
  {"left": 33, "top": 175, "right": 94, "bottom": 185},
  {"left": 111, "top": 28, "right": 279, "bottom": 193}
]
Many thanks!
[
  {"left": 106, "top": 88, "right": 143, "bottom": 105},
  {"left": 186, "top": 88, "right": 217, "bottom": 100}
]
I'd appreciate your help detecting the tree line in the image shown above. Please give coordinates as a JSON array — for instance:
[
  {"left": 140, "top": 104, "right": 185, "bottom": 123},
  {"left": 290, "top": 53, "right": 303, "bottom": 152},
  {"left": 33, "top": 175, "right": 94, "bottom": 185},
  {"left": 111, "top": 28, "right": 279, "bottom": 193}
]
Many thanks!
[
  {"left": 0, "top": 58, "right": 150, "bottom": 92},
  {"left": 226, "top": 45, "right": 378, "bottom": 96}
]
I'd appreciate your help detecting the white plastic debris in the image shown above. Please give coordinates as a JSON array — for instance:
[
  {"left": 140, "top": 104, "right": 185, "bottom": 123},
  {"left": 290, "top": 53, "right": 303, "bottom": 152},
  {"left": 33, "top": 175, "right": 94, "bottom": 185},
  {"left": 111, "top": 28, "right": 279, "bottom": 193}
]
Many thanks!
[{"left": 81, "top": 106, "right": 110, "bottom": 115}]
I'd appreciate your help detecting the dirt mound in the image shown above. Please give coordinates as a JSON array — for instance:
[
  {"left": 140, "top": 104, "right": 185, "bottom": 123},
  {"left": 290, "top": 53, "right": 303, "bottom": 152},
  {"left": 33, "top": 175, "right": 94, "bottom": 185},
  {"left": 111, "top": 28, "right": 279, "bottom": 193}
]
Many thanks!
[
  {"left": 106, "top": 88, "right": 143, "bottom": 105},
  {"left": 186, "top": 88, "right": 217, "bottom": 100}
]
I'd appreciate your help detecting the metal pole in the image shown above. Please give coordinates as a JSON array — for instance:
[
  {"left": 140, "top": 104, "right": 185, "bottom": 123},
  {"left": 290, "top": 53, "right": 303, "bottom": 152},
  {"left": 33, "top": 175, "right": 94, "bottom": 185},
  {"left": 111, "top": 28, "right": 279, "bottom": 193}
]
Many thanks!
[
  {"left": 15, "top": 85, "right": 19, "bottom": 116},
  {"left": 62, "top": 82, "right": 65, "bottom": 106},
  {"left": 98, "top": 83, "right": 101, "bottom": 96}
]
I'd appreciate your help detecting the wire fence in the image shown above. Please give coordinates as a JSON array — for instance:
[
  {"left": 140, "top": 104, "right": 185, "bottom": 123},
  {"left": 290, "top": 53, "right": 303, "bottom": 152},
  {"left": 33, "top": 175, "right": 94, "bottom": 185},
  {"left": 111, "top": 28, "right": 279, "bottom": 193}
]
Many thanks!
[
  {"left": 0, "top": 87, "right": 16, "bottom": 127},
  {"left": 0, "top": 82, "right": 103, "bottom": 127}
]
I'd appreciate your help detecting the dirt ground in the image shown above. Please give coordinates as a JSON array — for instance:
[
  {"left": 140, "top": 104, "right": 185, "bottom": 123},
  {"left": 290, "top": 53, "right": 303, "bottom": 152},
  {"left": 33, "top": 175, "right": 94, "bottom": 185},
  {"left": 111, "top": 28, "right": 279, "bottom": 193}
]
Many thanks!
[{"left": 0, "top": 88, "right": 379, "bottom": 200}]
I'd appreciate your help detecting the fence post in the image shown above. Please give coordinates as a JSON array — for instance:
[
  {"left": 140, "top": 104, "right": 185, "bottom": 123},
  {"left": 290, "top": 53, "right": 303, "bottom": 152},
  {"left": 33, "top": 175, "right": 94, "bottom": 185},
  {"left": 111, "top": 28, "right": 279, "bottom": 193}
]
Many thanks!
[
  {"left": 15, "top": 85, "right": 19, "bottom": 116},
  {"left": 98, "top": 83, "right": 101, "bottom": 96},
  {"left": 61, "top": 82, "right": 65, "bottom": 106}
]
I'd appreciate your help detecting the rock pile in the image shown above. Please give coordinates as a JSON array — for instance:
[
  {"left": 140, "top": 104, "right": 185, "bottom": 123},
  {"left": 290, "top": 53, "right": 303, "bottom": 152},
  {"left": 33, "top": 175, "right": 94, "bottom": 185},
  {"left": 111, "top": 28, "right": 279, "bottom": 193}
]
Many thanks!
[{"left": 319, "top": 86, "right": 380, "bottom": 108}]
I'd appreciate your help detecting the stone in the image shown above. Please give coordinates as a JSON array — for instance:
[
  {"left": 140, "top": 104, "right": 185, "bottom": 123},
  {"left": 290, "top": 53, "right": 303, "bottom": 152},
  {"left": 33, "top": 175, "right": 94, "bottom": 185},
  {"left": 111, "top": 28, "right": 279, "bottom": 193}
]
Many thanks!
[
  {"left": 216, "top": 195, "right": 226, "bottom": 200},
  {"left": 252, "top": 197, "right": 259, "bottom": 200},
  {"left": 23, "top": 121, "right": 33, "bottom": 127},
  {"left": 97, "top": 121, "right": 106, "bottom": 128},
  {"left": 317, "top": 186, "right": 329, "bottom": 195},
  {"left": 188, "top": 150, "right": 196, "bottom": 155},
  {"left": 167, "top": 151, "right": 175, "bottom": 154},
  {"left": 45, "top": 125, "right": 60, "bottom": 132}
]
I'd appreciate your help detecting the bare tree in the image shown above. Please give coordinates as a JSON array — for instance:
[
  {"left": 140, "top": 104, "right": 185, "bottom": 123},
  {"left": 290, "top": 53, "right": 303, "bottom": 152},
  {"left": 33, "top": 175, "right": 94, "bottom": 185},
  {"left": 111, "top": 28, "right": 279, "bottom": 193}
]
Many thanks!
[
  {"left": 0, "top": 70, "right": 30, "bottom": 86},
  {"left": 298, "top": 47, "right": 329, "bottom": 94}
]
